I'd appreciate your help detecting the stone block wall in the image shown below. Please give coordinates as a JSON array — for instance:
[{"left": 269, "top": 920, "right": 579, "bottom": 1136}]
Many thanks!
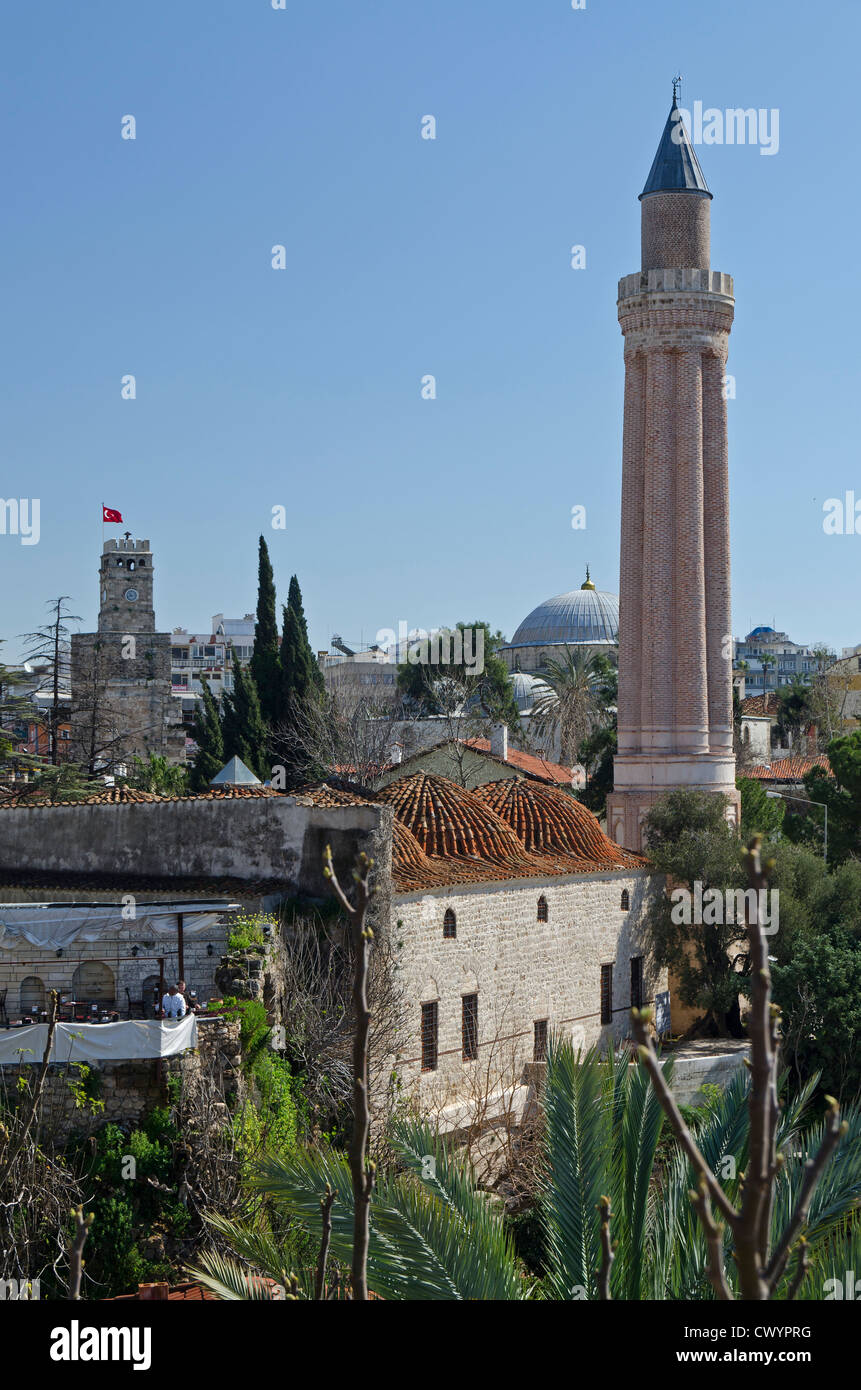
[
  {"left": 392, "top": 869, "right": 666, "bottom": 1115},
  {"left": 0, "top": 1016, "right": 242, "bottom": 1142}
]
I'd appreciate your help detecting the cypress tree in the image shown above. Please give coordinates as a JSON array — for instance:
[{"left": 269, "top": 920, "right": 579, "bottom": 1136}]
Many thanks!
[
  {"left": 250, "top": 535, "right": 282, "bottom": 726},
  {"left": 189, "top": 677, "right": 225, "bottom": 791},
  {"left": 278, "top": 576, "right": 325, "bottom": 786},
  {"left": 222, "top": 656, "right": 269, "bottom": 781},
  {"left": 286, "top": 574, "right": 325, "bottom": 696}
]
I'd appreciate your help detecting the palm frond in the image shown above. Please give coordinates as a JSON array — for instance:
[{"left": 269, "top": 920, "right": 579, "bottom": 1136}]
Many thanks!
[
  {"left": 542, "top": 1042, "right": 606, "bottom": 1299},
  {"left": 186, "top": 1249, "right": 286, "bottom": 1300}
]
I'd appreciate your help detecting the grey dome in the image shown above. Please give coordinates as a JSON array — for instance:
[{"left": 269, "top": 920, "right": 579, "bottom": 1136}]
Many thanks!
[
  {"left": 509, "top": 671, "right": 551, "bottom": 713},
  {"left": 508, "top": 587, "right": 619, "bottom": 652}
]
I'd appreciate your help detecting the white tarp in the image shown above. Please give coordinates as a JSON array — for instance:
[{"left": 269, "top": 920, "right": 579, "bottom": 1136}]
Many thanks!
[
  {"left": 0, "top": 901, "right": 238, "bottom": 952},
  {"left": 0, "top": 1014, "right": 198, "bottom": 1064}
]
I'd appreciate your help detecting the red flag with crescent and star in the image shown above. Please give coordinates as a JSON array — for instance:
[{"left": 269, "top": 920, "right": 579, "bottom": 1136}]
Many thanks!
[{"left": 102, "top": 506, "right": 123, "bottom": 523}]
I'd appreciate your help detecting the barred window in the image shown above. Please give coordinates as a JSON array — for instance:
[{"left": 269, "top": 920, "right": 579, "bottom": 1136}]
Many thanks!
[
  {"left": 537, "top": 895, "right": 548, "bottom": 923},
  {"left": 421, "top": 1002, "right": 438, "bottom": 1072},
  {"left": 462, "top": 994, "right": 478, "bottom": 1062},
  {"left": 630, "top": 956, "right": 644, "bottom": 1010},
  {"left": 443, "top": 908, "right": 457, "bottom": 939},
  {"left": 600, "top": 963, "right": 614, "bottom": 1026},
  {"left": 620, "top": 889, "right": 630, "bottom": 911},
  {"left": 533, "top": 1019, "right": 548, "bottom": 1063}
]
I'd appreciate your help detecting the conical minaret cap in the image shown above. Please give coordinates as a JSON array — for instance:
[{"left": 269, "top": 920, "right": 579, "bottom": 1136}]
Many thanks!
[{"left": 640, "top": 96, "right": 712, "bottom": 200}]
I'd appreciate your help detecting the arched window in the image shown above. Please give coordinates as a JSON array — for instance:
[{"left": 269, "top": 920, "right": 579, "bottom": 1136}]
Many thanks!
[
  {"left": 443, "top": 909, "right": 457, "bottom": 939},
  {"left": 620, "top": 889, "right": 630, "bottom": 911},
  {"left": 72, "top": 960, "right": 115, "bottom": 1004},
  {"left": 128, "top": 559, "right": 135, "bottom": 571},
  {"left": 19, "top": 976, "right": 45, "bottom": 1014},
  {"left": 537, "top": 895, "right": 548, "bottom": 922}
]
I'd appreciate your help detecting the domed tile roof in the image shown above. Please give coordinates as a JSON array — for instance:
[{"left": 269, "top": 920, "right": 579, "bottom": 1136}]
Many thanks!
[
  {"left": 378, "top": 772, "right": 530, "bottom": 865},
  {"left": 475, "top": 780, "right": 644, "bottom": 869},
  {"left": 391, "top": 820, "right": 452, "bottom": 887}
]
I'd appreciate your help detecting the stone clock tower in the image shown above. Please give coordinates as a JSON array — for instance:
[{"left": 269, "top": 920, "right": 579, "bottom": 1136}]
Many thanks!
[
  {"left": 97, "top": 535, "right": 158, "bottom": 635},
  {"left": 606, "top": 93, "right": 741, "bottom": 851},
  {"left": 71, "top": 536, "right": 185, "bottom": 769}
]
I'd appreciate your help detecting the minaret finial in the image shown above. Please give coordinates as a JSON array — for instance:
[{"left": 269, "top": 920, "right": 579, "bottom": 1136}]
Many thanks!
[{"left": 672, "top": 73, "right": 682, "bottom": 105}]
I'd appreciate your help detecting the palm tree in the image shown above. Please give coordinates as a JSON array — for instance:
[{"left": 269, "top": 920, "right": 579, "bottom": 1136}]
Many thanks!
[
  {"left": 188, "top": 1047, "right": 861, "bottom": 1301},
  {"left": 530, "top": 648, "right": 610, "bottom": 766},
  {"left": 776, "top": 676, "right": 813, "bottom": 749}
]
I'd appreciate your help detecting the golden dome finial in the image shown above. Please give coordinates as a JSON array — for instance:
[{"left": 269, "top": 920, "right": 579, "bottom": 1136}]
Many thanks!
[{"left": 581, "top": 565, "right": 596, "bottom": 591}]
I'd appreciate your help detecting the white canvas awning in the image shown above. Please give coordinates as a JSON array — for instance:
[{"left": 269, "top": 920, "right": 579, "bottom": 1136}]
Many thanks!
[
  {"left": 0, "top": 900, "right": 239, "bottom": 952},
  {"left": 0, "top": 1015, "right": 199, "bottom": 1064}
]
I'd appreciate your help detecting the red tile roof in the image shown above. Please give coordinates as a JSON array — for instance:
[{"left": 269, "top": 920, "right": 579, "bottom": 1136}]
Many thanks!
[
  {"left": 380, "top": 772, "right": 643, "bottom": 891},
  {"left": 747, "top": 756, "right": 831, "bottom": 781},
  {"left": 475, "top": 779, "right": 643, "bottom": 869},
  {"left": 741, "top": 694, "right": 779, "bottom": 718},
  {"left": 109, "top": 1280, "right": 217, "bottom": 1301},
  {"left": 0, "top": 785, "right": 283, "bottom": 809},
  {"left": 462, "top": 739, "right": 573, "bottom": 786}
]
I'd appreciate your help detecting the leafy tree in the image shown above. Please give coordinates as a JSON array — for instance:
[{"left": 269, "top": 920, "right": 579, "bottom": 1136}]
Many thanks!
[
  {"left": 737, "top": 776, "right": 785, "bottom": 840},
  {"left": 576, "top": 722, "right": 616, "bottom": 816},
  {"left": 397, "top": 621, "right": 519, "bottom": 732},
  {"left": 286, "top": 574, "right": 324, "bottom": 697},
  {"left": 222, "top": 656, "right": 269, "bottom": 781},
  {"left": 641, "top": 790, "right": 747, "bottom": 1036},
  {"left": 250, "top": 536, "right": 282, "bottom": 727},
  {"left": 785, "top": 729, "right": 861, "bottom": 865},
  {"left": 126, "top": 752, "right": 189, "bottom": 796},
  {"left": 273, "top": 576, "right": 327, "bottom": 787},
  {"left": 189, "top": 677, "right": 225, "bottom": 791},
  {"left": 773, "top": 928, "right": 861, "bottom": 1101}
]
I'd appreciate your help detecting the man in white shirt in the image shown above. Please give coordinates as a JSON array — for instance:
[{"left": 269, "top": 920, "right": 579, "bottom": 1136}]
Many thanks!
[{"left": 161, "top": 985, "right": 187, "bottom": 1020}]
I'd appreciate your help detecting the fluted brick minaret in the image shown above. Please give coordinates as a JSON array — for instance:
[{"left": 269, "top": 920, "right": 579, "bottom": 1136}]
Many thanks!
[{"left": 606, "top": 94, "right": 741, "bottom": 851}]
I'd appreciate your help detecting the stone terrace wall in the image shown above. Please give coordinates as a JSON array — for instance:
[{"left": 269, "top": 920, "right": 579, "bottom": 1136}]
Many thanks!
[
  {"left": 0, "top": 1016, "right": 242, "bottom": 1143},
  {"left": 0, "top": 798, "right": 391, "bottom": 898}
]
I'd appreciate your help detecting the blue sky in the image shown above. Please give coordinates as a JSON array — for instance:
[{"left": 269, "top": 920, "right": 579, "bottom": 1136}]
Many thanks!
[{"left": 1, "top": 0, "right": 859, "bottom": 662}]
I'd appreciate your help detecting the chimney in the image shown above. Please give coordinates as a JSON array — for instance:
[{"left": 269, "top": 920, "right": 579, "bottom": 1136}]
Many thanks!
[
  {"left": 138, "top": 1282, "right": 169, "bottom": 1300},
  {"left": 490, "top": 723, "right": 508, "bottom": 762}
]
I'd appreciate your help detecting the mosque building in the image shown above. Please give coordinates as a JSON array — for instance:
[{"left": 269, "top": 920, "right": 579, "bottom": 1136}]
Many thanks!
[{"left": 500, "top": 568, "right": 619, "bottom": 678}]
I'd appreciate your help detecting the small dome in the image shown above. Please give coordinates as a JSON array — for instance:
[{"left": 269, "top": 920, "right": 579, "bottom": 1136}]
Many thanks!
[
  {"left": 378, "top": 772, "right": 529, "bottom": 865},
  {"left": 510, "top": 671, "right": 550, "bottom": 714},
  {"left": 475, "top": 779, "right": 642, "bottom": 868}
]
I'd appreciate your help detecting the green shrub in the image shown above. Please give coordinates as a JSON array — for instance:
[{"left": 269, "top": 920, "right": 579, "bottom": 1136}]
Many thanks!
[{"left": 227, "top": 914, "right": 273, "bottom": 952}]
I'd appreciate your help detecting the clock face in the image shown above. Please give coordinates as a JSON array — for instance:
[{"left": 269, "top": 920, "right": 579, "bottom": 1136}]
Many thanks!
[{"left": 125, "top": 588, "right": 139, "bottom": 601}]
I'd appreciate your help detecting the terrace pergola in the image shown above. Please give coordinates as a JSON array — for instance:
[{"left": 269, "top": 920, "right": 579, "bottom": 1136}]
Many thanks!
[{"left": 0, "top": 899, "right": 239, "bottom": 1024}]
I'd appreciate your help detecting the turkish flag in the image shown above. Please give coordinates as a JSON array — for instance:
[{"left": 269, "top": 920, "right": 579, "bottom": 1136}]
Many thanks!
[{"left": 103, "top": 506, "right": 123, "bottom": 523}]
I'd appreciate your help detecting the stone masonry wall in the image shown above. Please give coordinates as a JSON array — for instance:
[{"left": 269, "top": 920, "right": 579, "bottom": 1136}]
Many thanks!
[
  {"left": 1, "top": 1016, "right": 242, "bottom": 1142},
  {"left": 393, "top": 869, "right": 666, "bottom": 1115}
]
